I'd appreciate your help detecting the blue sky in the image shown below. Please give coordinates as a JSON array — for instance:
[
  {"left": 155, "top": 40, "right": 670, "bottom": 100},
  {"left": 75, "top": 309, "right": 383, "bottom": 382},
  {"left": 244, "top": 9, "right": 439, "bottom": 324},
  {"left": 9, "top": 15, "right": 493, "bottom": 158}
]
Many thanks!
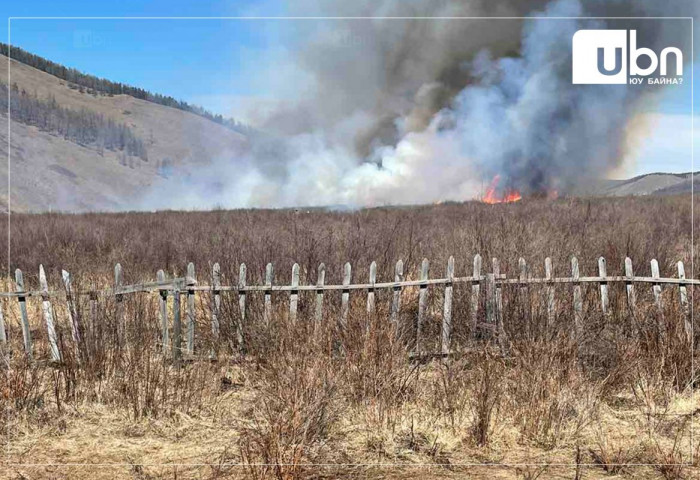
[{"left": 0, "top": 0, "right": 697, "bottom": 177}]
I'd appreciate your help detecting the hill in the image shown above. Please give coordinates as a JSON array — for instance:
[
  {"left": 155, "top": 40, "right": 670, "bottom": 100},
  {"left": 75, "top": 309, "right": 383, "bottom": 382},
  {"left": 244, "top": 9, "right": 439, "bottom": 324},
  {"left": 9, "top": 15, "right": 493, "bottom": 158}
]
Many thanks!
[{"left": 0, "top": 52, "right": 249, "bottom": 211}]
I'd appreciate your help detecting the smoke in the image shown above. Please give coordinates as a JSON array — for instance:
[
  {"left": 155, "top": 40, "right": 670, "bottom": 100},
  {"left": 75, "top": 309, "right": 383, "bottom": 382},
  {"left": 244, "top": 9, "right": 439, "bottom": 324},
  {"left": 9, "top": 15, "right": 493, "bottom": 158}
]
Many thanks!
[{"left": 138, "top": 0, "right": 697, "bottom": 209}]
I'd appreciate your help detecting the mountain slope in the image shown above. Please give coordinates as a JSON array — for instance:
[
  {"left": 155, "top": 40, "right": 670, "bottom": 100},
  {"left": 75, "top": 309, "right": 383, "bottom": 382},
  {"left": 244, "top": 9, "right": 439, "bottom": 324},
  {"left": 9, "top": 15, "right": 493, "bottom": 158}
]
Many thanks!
[{"left": 0, "top": 53, "right": 248, "bottom": 211}]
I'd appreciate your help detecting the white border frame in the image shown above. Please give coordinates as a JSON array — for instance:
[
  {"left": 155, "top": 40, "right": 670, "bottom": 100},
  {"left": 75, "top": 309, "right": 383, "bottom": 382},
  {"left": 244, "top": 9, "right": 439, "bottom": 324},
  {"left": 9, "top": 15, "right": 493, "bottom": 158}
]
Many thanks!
[{"left": 4, "top": 15, "right": 695, "bottom": 472}]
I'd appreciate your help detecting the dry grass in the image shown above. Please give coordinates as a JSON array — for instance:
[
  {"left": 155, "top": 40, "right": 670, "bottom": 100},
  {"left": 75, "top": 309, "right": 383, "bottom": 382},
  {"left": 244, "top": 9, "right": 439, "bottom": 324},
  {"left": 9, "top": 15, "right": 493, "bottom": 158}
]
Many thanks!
[{"left": 0, "top": 195, "right": 698, "bottom": 479}]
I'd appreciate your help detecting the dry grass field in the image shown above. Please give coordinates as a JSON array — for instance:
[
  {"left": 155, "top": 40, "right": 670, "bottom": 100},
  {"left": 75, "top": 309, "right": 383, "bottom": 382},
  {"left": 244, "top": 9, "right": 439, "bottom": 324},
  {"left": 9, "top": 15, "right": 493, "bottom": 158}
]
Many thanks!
[{"left": 1, "top": 194, "right": 698, "bottom": 479}]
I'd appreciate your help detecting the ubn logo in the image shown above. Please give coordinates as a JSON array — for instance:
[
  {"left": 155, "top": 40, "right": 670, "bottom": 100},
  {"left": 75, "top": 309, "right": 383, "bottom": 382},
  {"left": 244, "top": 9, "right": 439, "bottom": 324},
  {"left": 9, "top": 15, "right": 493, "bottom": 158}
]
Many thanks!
[{"left": 572, "top": 30, "right": 683, "bottom": 84}]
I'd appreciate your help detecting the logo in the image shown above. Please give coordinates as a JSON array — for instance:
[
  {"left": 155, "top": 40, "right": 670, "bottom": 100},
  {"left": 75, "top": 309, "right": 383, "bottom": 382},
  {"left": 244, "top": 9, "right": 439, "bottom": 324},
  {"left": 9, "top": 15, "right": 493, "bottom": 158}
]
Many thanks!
[{"left": 572, "top": 30, "right": 683, "bottom": 85}]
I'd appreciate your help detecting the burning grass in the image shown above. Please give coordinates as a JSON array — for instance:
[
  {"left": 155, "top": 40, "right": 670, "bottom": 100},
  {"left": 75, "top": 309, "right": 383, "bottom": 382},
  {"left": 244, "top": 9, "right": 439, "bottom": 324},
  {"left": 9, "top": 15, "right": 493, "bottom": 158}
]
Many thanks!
[{"left": 1, "top": 194, "right": 699, "bottom": 479}]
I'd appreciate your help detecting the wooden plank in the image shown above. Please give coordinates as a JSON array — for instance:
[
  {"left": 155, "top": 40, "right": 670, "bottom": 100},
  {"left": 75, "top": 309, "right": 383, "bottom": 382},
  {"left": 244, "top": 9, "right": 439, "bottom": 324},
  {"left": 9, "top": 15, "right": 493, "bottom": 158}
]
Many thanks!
[
  {"left": 519, "top": 257, "right": 529, "bottom": 336},
  {"left": 441, "top": 256, "right": 455, "bottom": 357},
  {"left": 416, "top": 258, "right": 429, "bottom": 354},
  {"left": 264, "top": 262, "right": 273, "bottom": 326},
  {"left": 677, "top": 261, "right": 691, "bottom": 342},
  {"left": 470, "top": 254, "right": 482, "bottom": 336},
  {"left": 0, "top": 300, "right": 5, "bottom": 345},
  {"left": 315, "top": 263, "right": 325, "bottom": 331},
  {"left": 186, "top": 262, "right": 196, "bottom": 355},
  {"left": 237, "top": 263, "right": 246, "bottom": 350},
  {"left": 485, "top": 273, "right": 496, "bottom": 328},
  {"left": 114, "top": 263, "right": 124, "bottom": 345},
  {"left": 157, "top": 269, "right": 169, "bottom": 355},
  {"left": 651, "top": 259, "right": 666, "bottom": 340},
  {"left": 390, "top": 259, "right": 403, "bottom": 331},
  {"left": 290, "top": 263, "right": 300, "bottom": 324},
  {"left": 571, "top": 257, "right": 583, "bottom": 337},
  {"left": 492, "top": 258, "right": 505, "bottom": 349},
  {"left": 598, "top": 257, "right": 609, "bottom": 315},
  {"left": 340, "top": 262, "right": 351, "bottom": 329},
  {"left": 545, "top": 257, "right": 555, "bottom": 327},
  {"left": 39, "top": 265, "right": 61, "bottom": 362},
  {"left": 210, "top": 264, "right": 220, "bottom": 358},
  {"left": 367, "top": 261, "right": 377, "bottom": 315},
  {"left": 15, "top": 269, "right": 32, "bottom": 357},
  {"left": 172, "top": 281, "right": 182, "bottom": 365},
  {"left": 62, "top": 269, "right": 82, "bottom": 362},
  {"left": 624, "top": 257, "right": 637, "bottom": 316}
]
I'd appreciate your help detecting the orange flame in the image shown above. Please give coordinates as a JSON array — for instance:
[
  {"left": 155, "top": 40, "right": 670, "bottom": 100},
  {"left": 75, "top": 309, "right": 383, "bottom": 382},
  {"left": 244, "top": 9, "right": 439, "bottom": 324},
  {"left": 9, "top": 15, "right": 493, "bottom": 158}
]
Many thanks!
[{"left": 482, "top": 175, "right": 522, "bottom": 204}]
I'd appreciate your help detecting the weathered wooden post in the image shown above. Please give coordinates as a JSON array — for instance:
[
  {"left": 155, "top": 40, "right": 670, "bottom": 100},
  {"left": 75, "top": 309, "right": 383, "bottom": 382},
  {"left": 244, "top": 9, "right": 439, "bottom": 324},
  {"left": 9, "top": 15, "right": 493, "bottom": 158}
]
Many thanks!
[
  {"left": 571, "top": 257, "right": 583, "bottom": 338},
  {"left": 290, "top": 263, "right": 300, "bottom": 324},
  {"left": 650, "top": 259, "right": 666, "bottom": 340},
  {"left": 157, "top": 269, "right": 169, "bottom": 354},
  {"left": 544, "top": 257, "right": 555, "bottom": 327},
  {"left": 519, "top": 257, "right": 529, "bottom": 336},
  {"left": 16, "top": 269, "right": 32, "bottom": 357},
  {"left": 340, "top": 262, "right": 351, "bottom": 330},
  {"left": 416, "top": 258, "right": 429, "bottom": 354},
  {"left": 677, "top": 261, "right": 691, "bottom": 342},
  {"left": 470, "top": 254, "right": 482, "bottom": 337},
  {"left": 264, "top": 263, "right": 273, "bottom": 327},
  {"left": 0, "top": 300, "right": 5, "bottom": 345},
  {"left": 62, "top": 270, "right": 82, "bottom": 362},
  {"left": 40, "top": 265, "right": 61, "bottom": 362},
  {"left": 390, "top": 260, "right": 403, "bottom": 336},
  {"left": 598, "top": 257, "right": 609, "bottom": 316},
  {"left": 367, "top": 261, "right": 377, "bottom": 315},
  {"left": 441, "top": 256, "right": 455, "bottom": 358},
  {"left": 210, "top": 263, "right": 220, "bottom": 356},
  {"left": 624, "top": 257, "right": 637, "bottom": 321},
  {"left": 492, "top": 258, "right": 505, "bottom": 348},
  {"left": 172, "top": 280, "right": 182, "bottom": 365},
  {"left": 314, "top": 263, "right": 325, "bottom": 331},
  {"left": 114, "top": 263, "right": 124, "bottom": 345},
  {"left": 186, "top": 262, "right": 196, "bottom": 355},
  {"left": 237, "top": 263, "right": 246, "bottom": 350}
]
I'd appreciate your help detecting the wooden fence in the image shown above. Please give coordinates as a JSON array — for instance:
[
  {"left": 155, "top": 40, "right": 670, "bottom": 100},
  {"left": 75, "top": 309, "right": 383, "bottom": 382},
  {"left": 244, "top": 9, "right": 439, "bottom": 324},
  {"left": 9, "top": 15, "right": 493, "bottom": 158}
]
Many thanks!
[{"left": 0, "top": 255, "right": 694, "bottom": 363}]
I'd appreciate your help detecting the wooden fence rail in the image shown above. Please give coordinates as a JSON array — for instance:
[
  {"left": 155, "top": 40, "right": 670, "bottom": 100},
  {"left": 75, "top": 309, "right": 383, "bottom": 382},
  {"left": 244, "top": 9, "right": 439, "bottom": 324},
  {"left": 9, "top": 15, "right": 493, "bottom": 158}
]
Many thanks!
[{"left": 0, "top": 255, "right": 694, "bottom": 361}]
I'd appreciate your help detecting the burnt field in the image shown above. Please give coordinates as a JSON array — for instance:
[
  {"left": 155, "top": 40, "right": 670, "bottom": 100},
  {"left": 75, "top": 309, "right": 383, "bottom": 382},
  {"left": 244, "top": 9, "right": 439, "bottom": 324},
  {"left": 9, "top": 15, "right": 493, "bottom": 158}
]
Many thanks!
[{"left": 1, "top": 194, "right": 699, "bottom": 480}]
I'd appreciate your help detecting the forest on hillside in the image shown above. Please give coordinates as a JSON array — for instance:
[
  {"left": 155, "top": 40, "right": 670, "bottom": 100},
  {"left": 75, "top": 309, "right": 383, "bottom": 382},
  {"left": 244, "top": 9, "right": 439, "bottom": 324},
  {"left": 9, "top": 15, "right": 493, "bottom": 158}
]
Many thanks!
[
  {"left": 0, "top": 82, "right": 148, "bottom": 159},
  {"left": 1, "top": 42, "right": 253, "bottom": 136}
]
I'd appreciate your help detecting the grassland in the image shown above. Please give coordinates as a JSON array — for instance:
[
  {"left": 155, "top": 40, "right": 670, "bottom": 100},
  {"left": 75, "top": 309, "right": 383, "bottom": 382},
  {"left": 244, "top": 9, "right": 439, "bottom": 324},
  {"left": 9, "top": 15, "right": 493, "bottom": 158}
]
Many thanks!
[{"left": 1, "top": 194, "right": 698, "bottom": 479}]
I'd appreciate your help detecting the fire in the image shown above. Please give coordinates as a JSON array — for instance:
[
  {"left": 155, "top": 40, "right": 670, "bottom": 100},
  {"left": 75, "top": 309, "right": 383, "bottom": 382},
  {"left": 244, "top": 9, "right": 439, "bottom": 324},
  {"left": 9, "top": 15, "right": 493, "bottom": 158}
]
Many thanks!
[{"left": 482, "top": 175, "right": 522, "bottom": 204}]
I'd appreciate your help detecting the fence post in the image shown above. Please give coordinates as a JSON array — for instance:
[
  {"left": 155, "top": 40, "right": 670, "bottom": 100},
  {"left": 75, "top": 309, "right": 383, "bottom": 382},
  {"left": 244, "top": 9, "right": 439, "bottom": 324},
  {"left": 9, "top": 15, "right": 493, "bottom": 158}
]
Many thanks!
[
  {"left": 441, "top": 256, "right": 454, "bottom": 358},
  {"left": 237, "top": 263, "right": 246, "bottom": 351},
  {"left": 470, "top": 254, "right": 482, "bottom": 337},
  {"left": 186, "top": 262, "right": 196, "bottom": 355},
  {"left": 114, "top": 263, "right": 124, "bottom": 346},
  {"left": 157, "top": 269, "right": 169, "bottom": 355},
  {"left": 15, "top": 269, "right": 32, "bottom": 358},
  {"left": 39, "top": 265, "right": 61, "bottom": 362},
  {"left": 264, "top": 263, "right": 273, "bottom": 327},
  {"left": 519, "top": 257, "right": 529, "bottom": 336},
  {"left": 492, "top": 258, "right": 505, "bottom": 350},
  {"left": 624, "top": 257, "right": 637, "bottom": 324},
  {"left": 315, "top": 263, "right": 325, "bottom": 331},
  {"left": 340, "top": 262, "right": 351, "bottom": 330},
  {"left": 416, "top": 258, "right": 429, "bottom": 354},
  {"left": 571, "top": 257, "right": 583, "bottom": 338},
  {"left": 0, "top": 300, "right": 5, "bottom": 345},
  {"left": 598, "top": 257, "right": 609, "bottom": 315},
  {"left": 544, "top": 257, "right": 555, "bottom": 328},
  {"left": 172, "top": 280, "right": 182, "bottom": 365},
  {"left": 390, "top": 259, "right": 403, "bottom": 336},
  {"left": 290, "top": 263, "right": 300, "bottom": 324},
  {"left": 62, "top": 269, "right": 82, "bottom": 363},
  {"left": 367, "top": 261, "right": 377, "bottom": 315},
  {"left": 677, "top": 261, "right": 691, "bottom": 342},
  {"left": 651, "top": 259, "right": 666, "bottom": 340}
]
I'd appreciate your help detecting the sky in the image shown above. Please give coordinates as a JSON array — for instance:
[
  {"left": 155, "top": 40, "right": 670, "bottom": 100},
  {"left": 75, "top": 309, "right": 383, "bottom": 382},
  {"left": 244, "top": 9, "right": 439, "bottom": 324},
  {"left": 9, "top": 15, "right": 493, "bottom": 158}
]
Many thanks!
[{"left": 0, "top": 0, "right": 698, "bottom": 178}]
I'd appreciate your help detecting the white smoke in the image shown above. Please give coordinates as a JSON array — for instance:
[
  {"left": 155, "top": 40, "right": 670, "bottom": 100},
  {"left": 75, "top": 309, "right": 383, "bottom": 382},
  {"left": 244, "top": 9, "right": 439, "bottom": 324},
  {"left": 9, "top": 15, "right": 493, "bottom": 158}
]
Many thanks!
[{"left": 137, "top": 0, "right": 697, "bottom": 210}]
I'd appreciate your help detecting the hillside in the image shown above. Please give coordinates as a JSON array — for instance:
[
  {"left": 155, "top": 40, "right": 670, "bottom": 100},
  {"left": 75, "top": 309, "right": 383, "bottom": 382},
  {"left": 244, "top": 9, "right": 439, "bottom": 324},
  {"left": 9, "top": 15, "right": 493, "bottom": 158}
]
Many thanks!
[
  {"left": 0, "top": 53, "right": 248, "bottom": 212},
  {"left": 578, "top": 171, "right": 697, "bottom": 197}
]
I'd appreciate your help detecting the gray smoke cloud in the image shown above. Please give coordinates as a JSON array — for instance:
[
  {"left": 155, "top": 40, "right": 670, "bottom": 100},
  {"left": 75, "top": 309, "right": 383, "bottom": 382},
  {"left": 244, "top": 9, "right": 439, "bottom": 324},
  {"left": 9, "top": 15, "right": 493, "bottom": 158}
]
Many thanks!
[{"left": 138, "top": 0, "right": 697, "bottom": 209}]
